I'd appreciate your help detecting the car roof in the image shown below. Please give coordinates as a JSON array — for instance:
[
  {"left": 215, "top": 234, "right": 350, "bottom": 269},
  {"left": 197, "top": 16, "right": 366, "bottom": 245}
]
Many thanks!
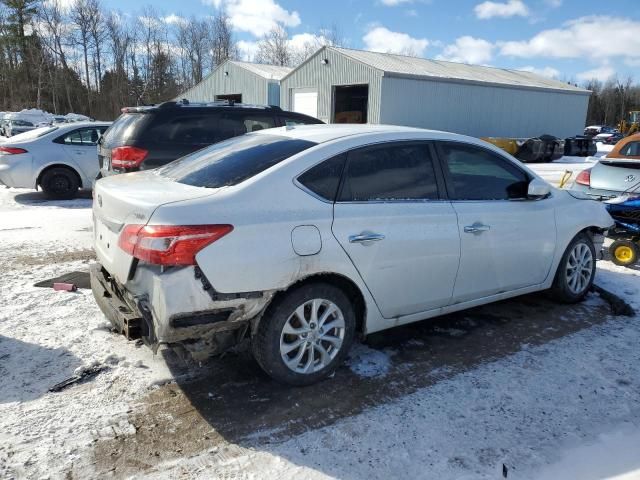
[{"left": 253, "top": 123, "right": 473, "bottom": 144}]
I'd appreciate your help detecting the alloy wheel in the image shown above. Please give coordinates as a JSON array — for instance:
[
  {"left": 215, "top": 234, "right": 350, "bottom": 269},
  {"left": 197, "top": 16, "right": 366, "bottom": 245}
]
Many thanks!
[
  {"left": 279, "top": 298, "right": 345, "bottom": 374},
  {"left": 565, "top": 242, "right": 594, "bottom": 295}
]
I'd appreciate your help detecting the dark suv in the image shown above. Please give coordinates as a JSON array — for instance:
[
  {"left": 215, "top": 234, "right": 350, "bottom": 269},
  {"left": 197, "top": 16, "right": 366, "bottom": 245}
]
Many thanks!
[{"left": 97, "top": 101, "right": 322, "bottom": 177}]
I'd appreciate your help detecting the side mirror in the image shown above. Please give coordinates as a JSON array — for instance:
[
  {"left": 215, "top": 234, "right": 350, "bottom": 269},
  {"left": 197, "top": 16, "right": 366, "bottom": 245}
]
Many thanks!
[{"left": 528, "top": 178, "right": 551, "bottom": 198}]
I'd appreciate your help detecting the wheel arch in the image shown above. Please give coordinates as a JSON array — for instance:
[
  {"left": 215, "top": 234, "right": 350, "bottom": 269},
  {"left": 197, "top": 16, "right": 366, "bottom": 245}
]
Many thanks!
[
  {"left": 36, "top": 163, "right": 83, "bottom": 189},
  {"left": 253, "top": 272, "right": 368, "bottom": 337}
]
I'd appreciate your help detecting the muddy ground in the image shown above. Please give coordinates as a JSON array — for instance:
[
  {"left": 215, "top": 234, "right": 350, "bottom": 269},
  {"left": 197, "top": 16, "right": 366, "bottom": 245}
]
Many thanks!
[{"left": 91, "top": 291, "right": 620, "bottom": 478}]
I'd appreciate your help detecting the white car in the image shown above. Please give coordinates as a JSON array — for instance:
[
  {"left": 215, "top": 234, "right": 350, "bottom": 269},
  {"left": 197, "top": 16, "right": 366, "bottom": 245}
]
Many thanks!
[
  {"left": 0, "top": 122, "right": 111, "bottom": 199},
  {"left": 90, "top": 125, "right": 613, "bottom": 385}
]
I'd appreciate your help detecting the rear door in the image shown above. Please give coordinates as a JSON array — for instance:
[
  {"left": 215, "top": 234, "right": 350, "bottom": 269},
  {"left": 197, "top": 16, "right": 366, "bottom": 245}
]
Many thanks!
[
  {"left": 331, "top": 141, "right": 460, "bottom": 318},
  {"left": 56, "top": 126, "right": 108, "bottom": 179},
  {"left": 435, "top": 141, "right": 556, "bottom": 303}
]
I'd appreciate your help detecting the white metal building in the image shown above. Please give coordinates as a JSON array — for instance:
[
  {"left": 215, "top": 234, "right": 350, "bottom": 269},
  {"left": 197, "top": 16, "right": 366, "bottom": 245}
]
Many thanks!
[
  {"left": 280, "top": 46, "right": 591, "bottom": 138},
  {"left": 177, "top": 60, "right": 292, "bottom": 107}
]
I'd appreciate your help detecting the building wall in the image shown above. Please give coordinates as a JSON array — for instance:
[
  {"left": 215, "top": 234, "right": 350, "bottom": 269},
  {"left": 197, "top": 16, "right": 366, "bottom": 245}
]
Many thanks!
[
  {"left": 379, "top": 76, "right": 590, "bottom": 138},
  {"left": 178, "top": 61, "right": 269, "bottom": 105},
  {"left": 280, "top": 48, "right": 383, "bottom": 123}
]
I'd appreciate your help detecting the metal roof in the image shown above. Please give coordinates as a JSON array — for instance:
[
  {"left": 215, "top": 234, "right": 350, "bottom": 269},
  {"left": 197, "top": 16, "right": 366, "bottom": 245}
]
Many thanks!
[
  {"left": 328, "top": 47, "right": 589, "bottom": 94},
  {"left": 229, "top": 61, "right": 293, "bottom": 80}
]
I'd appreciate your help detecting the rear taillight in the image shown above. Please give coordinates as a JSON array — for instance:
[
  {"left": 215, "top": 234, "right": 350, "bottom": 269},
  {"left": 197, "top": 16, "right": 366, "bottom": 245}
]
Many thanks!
[
  {"left": 111, "top": 146, "right": 148, "bottom": 169},
  {"left": 0, "top": 146, "right": 28, "bottom": 155},
  {"left": 575, "top": 169, "right": 591, "bottom": 186},
  {"left": 118, "top": 224, "right": 233, "bottom": 266}
]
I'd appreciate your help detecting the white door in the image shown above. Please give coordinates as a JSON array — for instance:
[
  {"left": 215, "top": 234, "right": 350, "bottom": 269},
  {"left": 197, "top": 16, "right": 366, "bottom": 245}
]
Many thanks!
[
  {"left": 292, "top": 88, "right": 318, "bottom": 118},
  {"left": 435, "top": 141, "right": 557, "bottom": 303},
  {"left": 59, "top": 127, "right": 105, "bottom": 180},
  {"left": 331, "top": 142, "right": 460, "bottom": 318}
]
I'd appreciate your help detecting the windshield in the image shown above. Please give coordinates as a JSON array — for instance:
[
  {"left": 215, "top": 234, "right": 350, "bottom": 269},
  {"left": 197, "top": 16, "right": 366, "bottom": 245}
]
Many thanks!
[
  {"left": 12, "top": 120, "right": 34, "bottom": 127},
  {"left": 7, "top": 126, "right": 58, "bottom": 141},
  {"left": 158, "top": 134, "right": 317, "bottom": 188}
]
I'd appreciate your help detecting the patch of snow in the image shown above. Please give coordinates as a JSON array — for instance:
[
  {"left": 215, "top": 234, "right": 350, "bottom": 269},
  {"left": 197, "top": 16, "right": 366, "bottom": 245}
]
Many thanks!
[{"left": 346, "top": 343, "right": 392, "bottom": 378}]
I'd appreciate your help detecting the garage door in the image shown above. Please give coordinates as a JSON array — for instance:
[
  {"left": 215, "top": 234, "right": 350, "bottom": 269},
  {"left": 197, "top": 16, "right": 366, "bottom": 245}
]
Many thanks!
[{"left": 292, "top": 89, "right": 318, "bottom": 118}]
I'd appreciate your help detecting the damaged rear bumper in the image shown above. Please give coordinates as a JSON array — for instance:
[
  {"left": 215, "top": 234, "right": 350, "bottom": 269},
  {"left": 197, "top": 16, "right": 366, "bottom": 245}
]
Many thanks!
[{"left": 90, "top": 262, "right": 274, "bottom": 358}]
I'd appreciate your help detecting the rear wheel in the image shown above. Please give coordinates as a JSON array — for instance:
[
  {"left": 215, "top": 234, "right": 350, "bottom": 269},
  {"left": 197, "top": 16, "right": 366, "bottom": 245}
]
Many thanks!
[
  {"left": 550, "top": 233, "right": 596, "bottom": 303},
  {"left": 610, "top": 240, "right": 638, "bottom": 267},
  {"left": 252, "top": 283, "right": 356, "bottom": 386},
  {"left": 40, "top": 167, "right": 80, "bottom": 200}
]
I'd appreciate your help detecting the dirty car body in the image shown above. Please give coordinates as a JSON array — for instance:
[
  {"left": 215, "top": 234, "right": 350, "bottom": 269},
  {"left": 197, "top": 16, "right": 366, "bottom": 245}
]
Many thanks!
[{"left": 91, "top": 124, "right": 613, "bottom": 384}]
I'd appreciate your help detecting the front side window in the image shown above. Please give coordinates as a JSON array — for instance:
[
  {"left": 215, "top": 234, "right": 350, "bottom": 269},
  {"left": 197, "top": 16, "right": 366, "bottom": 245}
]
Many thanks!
[
  {"left": 620, "top": 141, "right": 640, "bottom": 157},
  {"left": 338, "top": 143, "right": 439, "bottom": 202},
  {"left": 158, "top": 134, "right": 316, "bottom": 188},
  {"left": 438, "top": 142, "right": 529, "bottom": 200}
]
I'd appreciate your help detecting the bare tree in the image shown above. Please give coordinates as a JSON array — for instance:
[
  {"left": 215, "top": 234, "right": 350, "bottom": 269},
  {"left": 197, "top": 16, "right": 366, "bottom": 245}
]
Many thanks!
[
  {"left": 255, "top": 24, "right": 291, "bottom": 66},
  {"left": 70, "top": 0, "right": 94, "bottom": 112},
  {"left": 209, "top": 9, "right": 236, "bottom": 69}
]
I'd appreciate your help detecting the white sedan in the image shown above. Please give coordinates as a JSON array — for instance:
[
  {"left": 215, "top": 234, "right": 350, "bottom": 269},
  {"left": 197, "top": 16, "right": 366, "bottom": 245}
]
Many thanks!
[
  {"left": 90, "top": 124, "right": 613, "bottom": 385},
  {"left": 0, "top": 121, "right": 110, "bottom": 199}
]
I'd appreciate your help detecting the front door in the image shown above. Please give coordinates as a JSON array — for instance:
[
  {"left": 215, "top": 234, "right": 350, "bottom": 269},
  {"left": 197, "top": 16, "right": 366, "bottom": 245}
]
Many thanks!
[
  {"left": 435, "top": 141, "right": 557, "bottom": 303},
  {"left": 331, "top": 141, "right": 460, "bottom": 318}
]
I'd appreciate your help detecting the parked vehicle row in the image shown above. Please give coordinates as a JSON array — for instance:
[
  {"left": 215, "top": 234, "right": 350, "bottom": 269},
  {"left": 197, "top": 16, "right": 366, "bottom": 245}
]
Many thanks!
[
  {"left": 90, "top": 124, "right": 613, "bottom": 385},
  {"left": 1, "top": 119, "right": 37, "bottom": 137}
]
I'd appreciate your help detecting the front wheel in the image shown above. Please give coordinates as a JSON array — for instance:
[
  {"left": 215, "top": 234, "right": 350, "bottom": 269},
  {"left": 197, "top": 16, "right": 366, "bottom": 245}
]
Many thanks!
[
  {"left": 252, "top": 283, "right": 356, "bottom": 386},
  {"left": 550, "top": 233, "right": 596, "bottom": 303}
]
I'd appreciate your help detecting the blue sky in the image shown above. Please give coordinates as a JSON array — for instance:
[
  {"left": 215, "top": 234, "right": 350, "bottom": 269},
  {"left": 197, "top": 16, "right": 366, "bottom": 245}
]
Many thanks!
[{"left": 103, "top": 0, "right": 640, "bottom": 84}]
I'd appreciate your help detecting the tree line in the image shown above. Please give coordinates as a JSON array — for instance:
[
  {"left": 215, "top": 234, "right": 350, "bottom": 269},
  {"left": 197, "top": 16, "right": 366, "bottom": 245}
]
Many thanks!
[
  {"left": 0, "top": 0, "right": 340, "bottom": 120},
  {"left": 0, "top": 0, "right": 637, "bottom": 126}
]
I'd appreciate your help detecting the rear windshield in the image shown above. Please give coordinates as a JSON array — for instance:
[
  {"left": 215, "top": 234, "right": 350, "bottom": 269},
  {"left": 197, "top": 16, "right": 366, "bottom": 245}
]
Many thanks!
[
  {"left": 157, "top": 134, "right": 316, "bottom": 188},
  {"left": 101, "top": 113, "right": 148, "bottom": 146}
]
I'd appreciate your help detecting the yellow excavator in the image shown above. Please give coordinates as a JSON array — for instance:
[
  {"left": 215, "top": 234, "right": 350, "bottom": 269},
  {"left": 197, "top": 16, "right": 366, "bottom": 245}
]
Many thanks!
[{"left": 618, "top": 110, "right": 640, "bottom": 136}]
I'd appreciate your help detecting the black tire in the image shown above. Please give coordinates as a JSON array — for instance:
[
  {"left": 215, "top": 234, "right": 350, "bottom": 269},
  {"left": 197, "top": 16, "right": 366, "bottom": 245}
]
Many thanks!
[
  {"left": 40, "top": 167, "right": 80, "bottom": 200},
  {"left": 550, "top": 233, "right": 596, "bottom": 303},
  {"left": 610, "top": 240, "right": 639, "bottom": 267},
  {"left": 252, "top": 282, "right": 356, "bottom": 386}
]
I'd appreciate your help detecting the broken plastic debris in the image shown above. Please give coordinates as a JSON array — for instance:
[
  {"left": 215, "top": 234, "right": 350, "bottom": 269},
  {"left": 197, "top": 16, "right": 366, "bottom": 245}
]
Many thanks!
[{"left": 49, "top": 365, "right": 108, "bottom": 392}]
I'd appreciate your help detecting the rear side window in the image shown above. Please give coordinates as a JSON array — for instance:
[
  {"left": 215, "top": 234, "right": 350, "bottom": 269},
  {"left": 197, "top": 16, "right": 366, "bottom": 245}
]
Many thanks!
[
  {"left": 144, "top": 114, "right": 219, "bottom": 144},
  {"left": 101, "top": 113, "right": 148, "bottom": 146},
  {"left": 57, "top": 127, "right": 106, "bottom": 146},
  {"left": 158, "top": 134, "right": 316, "bottom": 188},
  {"left": 438, "top": 142, "right": 529, "bottom": 200},
  {"left": 338, "top": 143, "right": 439, "bottom": 202},
  {"left": 620, "top": 141, "right": 640, "bottom": 156},
  {"left": 281, "top": 115, "right": 322, "bottom": 126},
  {"left": 297, "top": 154, "right": 346, "bottom": 201}
]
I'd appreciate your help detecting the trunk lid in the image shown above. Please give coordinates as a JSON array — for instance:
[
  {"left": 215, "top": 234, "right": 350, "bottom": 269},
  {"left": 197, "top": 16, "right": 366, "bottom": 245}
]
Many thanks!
[
  {"left": 590, "top": 160, "right": 640, "bottom": 192},
  {"left": 93, "top": 171, "right": 218, "bottom": 283}
]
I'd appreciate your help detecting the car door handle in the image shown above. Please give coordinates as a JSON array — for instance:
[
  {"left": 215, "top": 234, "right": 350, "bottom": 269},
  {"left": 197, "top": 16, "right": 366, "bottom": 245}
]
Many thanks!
[
  {"left": 464, "top": 223, "right": 491, "bottom": 234},
  {"left": 349, "top": 233, "right": 385, "bottom": 244}
]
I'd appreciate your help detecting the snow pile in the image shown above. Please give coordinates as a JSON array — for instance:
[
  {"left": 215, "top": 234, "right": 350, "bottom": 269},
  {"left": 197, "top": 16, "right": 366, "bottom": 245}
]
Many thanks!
[
  {"left": 346, "top": 343, "right": 393, "bottom": 378},
  {"left": 0, "top": 109, "right": 92, "bottom": 126}
]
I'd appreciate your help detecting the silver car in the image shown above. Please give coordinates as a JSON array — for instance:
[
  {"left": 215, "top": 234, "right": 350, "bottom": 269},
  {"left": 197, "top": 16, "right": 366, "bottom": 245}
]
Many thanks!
[
  {"left": 3, "top": 119, "right": 36, "bottom": 137},
  {"left": 571, "top": 159, "right": 640, "bottom": 199}
]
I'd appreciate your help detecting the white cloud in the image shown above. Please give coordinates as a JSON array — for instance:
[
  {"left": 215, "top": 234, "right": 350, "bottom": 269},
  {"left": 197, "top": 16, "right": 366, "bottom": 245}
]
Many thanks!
[
  {"left": 204, "top": 0, "right": 301, "bottom": 37},
  {"left": 163, "top": 14, "right": 187, "bottom": 25},
  {"left": 362, "top": 26, "right": 429, "bottom": 56},
  {"left": 380, "top": 0, "right": 412, "bottom": 5},
  {"left": 237, "top": 40, "right": 259, "bottom": 61},
  {"left": 577, "top": 65, "right": 615, "bottom": 82},
  {"left": 437, "top": 36, "right": 494, "bottom": 64},
  {"left": 545, "top": 0, "right": 562, "bottom": 7},
  {"left": 518, "top": 65, "right": 560, "bottom": 78},
  {"left": 499, "top": 16, "right": 640, "bottom": 62},
  {"left": 474, "top": 0, "right": 529, "bottom": 19}
]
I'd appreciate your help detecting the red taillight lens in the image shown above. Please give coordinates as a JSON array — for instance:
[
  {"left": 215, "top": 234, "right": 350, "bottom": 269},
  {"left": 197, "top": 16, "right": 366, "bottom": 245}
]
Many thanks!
[
  {"left": 118, "top": 224, "right": 233, "bottom": 266},
  {"left": 0, "top": 146, "right": 28, "bottom": 154},
  {"left": 111, "top": 146, "right": 148, "bottom": 169},
  {"left": 575, "top": 169, "right": 591, "bottom": 186}
]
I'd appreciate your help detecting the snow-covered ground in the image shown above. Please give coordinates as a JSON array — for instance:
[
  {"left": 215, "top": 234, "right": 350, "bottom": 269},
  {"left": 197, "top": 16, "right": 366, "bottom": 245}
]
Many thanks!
[{"left": 1, "top": 142, "right": 639, "bottom": 479}]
